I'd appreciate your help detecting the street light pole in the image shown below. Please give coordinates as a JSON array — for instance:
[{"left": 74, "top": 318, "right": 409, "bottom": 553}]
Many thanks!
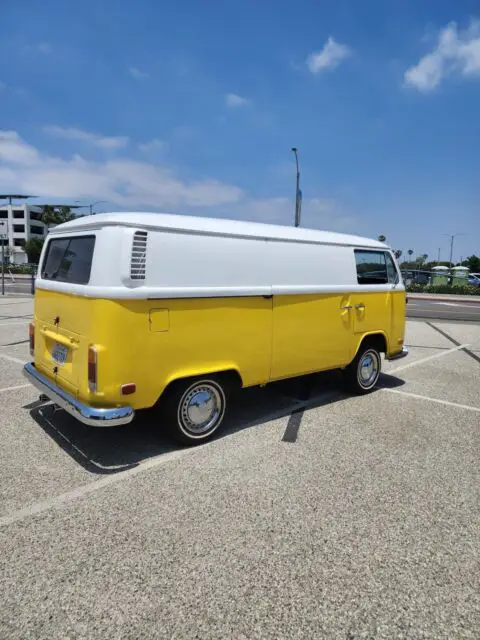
[
  {"left": 443, "top": 233, "right": 465, "bottom": 266},
  {"left": 1, "top": 237, "right": 4, "bottom": 296},
  {"left": 0, "top": 223, "right": 6, "bottom": 296},
  {"left": 89, "top": 200, "right": 107, "bottom": 215},
  {"left": 291, "top": 147, "right": 301, "bottom": 227},
  {"left": 75, "top": 201, "right": 107, "bottom": 216}
]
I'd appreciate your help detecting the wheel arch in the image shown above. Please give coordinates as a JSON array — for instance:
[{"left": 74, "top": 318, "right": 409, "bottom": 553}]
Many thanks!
[
  {"left": 157, "top": 366, "right": 243, "bottom": 404},
  {"left": 352, "top": 332, "right": 388, "bottom": 362}
]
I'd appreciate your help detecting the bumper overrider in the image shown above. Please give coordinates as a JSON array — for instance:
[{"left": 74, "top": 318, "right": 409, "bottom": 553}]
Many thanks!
[
  {"left": 23, "top": 363, "right": 135, "bottom": 427},
  {"left": 386, "top": 346, "right": 409, "bottom": 362}
]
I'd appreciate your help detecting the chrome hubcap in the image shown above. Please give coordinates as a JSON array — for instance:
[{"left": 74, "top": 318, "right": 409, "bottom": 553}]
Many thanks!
[
  {"left": 358, "top": 351, "right": 379, "bottom": 387},
  {"left": 180, "top": 384, "right": 222, "bottom": 434}
]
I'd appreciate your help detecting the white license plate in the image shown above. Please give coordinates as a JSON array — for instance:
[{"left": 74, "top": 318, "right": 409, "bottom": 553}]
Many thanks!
[{"left": 52, "top": 343, "right": 68, "bottom": 365}]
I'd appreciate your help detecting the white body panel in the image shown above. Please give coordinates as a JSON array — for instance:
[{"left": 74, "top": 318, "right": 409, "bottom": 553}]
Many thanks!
[{"left": 36, "top": 212, "right": 403, "bottom": 299}]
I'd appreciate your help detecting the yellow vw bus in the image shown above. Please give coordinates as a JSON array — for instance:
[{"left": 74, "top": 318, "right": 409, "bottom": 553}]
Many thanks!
[{"left": 24, "top": 213, "right": 407, "bottom": 444}]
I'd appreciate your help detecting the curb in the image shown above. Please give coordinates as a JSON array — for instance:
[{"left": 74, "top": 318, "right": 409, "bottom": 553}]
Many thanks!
[{"left": 407, "top": 294, "right": 480, "bottom": 305}]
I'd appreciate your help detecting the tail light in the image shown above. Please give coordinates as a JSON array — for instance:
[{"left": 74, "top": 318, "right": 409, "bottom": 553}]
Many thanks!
[
  {"left": 88, "top": 346, "right": 98, "bottom": 392},
  {"left": 29, "top": 322, "right": 35, "bottom": 357}
]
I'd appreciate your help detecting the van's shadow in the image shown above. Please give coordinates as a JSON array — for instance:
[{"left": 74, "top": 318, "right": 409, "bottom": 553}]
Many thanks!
[{"left": 27, "top": 370, "right": 405, "bottom": 475}]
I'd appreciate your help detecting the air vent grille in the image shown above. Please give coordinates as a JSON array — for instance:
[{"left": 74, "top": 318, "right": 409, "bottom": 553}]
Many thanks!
[{"left": 130, "top": 231, "right": 148, "bottom": 280}]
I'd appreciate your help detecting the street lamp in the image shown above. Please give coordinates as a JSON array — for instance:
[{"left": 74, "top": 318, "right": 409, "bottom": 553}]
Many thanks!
[
  {"left": 86, "top": 200, "right": 107, "bottom": 215},
  {"left": 75, "top": 200, "right": 108, "bottom": 215},
  {"left": 442, "top": 233, "right": 465, "bottom": 266},
  {"left": 290, "top": 147, "right": 301, "bottom": 227}
]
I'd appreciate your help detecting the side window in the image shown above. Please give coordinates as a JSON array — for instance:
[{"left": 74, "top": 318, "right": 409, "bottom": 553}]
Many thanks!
[
  {"left": 355, "top": 250, "right": 388, "bottom": 285},
  {"left": 385, "top": 253, "right": 399, "bottom": 284},
  {"left": 41, "top": 236, "right": 96, "bottom": 285}
]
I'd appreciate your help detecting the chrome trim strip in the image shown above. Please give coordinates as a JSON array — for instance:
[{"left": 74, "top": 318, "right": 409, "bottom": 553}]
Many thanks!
[
  {"left": 34, "top": 281, "right": 405, "bottom": 299},
  {"left": 387, "top": 347, "right": 409, "bottom": 362},
  {"left": 23, "top": 363, "right": 134, "bottom": 427}
]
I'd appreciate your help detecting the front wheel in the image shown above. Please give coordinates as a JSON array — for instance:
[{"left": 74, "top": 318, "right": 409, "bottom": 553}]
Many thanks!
[
  {"left": 160, "top": 377, "right": 228, "bottom": 445},
  {"left": 343, "top": 345, "right": 382, "bottom": 394}
]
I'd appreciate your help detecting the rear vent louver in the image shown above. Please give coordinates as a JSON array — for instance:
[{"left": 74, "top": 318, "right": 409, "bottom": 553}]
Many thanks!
[{"left": 130, "top": 231, "right": 148, "bottom": 280}]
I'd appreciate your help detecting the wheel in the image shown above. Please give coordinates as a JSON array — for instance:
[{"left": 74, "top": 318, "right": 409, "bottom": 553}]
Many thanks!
[
  {"left": 160, "top": 377, "right": 228, "bottom": 445},
  {"left": 343, "top": 344, "right": 382, "bottom": 394}
]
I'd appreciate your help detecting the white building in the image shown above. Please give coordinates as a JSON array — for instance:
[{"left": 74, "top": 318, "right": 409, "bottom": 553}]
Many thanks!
[{"left": 0, "top": 204, "right": 48, "bottom": 264}]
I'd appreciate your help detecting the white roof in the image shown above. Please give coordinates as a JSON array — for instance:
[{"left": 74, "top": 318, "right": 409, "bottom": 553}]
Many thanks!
[{"left": 50, "top": 211, "right": 387, "bottom": 249}]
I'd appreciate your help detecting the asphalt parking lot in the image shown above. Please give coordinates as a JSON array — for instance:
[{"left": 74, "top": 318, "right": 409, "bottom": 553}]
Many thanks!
[{"left": 0, "top": 297, "right": 479, "bottom": 639}]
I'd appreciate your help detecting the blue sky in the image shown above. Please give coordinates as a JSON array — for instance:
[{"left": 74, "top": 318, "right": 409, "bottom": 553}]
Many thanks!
[{"left": 0, "top": 0, "right": 479, "bottom": 262}]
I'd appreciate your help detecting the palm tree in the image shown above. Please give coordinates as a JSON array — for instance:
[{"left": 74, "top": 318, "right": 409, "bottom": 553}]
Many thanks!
[
  {"left": 40, "top": 205, "right": 76, "bottom": 226},
  {"left": 407, "top": 249, "right": 413, "bottom": 258},
  {"left": 378, "top": 235, "right": 386, "bottom": 243}
]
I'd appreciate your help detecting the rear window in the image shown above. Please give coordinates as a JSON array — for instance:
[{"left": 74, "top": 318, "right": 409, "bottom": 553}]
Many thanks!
[
  {"left": 41, "top": 236, "right": 95, "bottom": 285},
  {"left": 355, "top": 250, "right": 398, "bottom": 285}
]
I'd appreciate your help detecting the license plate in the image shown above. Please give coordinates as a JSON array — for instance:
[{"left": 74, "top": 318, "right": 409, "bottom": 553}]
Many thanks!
[{"left": 52, "top": 343, "right": 68, "bottom": 365}]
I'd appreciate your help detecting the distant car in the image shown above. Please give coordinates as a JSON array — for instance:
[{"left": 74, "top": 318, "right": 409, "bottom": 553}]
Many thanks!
[{"left": 467, "top": 275, "right": 480, "bottom": 288}]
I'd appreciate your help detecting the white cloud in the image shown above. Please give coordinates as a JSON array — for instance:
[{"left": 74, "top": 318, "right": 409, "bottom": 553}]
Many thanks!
[
  {"left": 225, "top": 93, "right": 250, "bottom": 107},
  {"left": 43, "top": 125, "right": 129, "bottom": 150},
  {"left": 138, "top": 138, "right": 168, "bottom": 153},
  {"left": 404, "top": 19, "right": 480, "bottom": 92},
  {"left": 0, "top": 130, "right": 355, "bottom": 230},
  {"left": 0, "top": 131, "right": 242, "bottom": 209},
  {"left": 128, "top": 66, "right": 149, "bottom": 80},
  {"left": 307, "top": 37, "right": 351, "bottom": 74},
  {"left": 229, "top": 196, "right": 355, "bottom": 232}
]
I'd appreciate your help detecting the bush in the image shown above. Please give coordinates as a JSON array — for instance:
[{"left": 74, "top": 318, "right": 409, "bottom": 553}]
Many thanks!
[
  {"left": 406, "top": 283, "right": 480, "bottom": 296},
  {"left": 1, "top": 264, "right": 36, "bottom": 274}
]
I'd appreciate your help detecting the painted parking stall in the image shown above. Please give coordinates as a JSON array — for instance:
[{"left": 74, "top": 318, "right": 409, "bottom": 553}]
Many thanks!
[{"left": 0, "top": 296, "right": 479, "bottom": 638}]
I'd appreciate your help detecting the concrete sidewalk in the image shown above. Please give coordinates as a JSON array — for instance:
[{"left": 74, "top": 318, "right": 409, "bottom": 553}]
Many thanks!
[{"left": 408, "top": 292, "right": 480, "bottom": 304}]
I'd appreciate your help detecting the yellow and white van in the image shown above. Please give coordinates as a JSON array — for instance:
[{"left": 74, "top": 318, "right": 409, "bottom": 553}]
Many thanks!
[{"left": 24, "top": 212, "right": 407, "bottom": 444}]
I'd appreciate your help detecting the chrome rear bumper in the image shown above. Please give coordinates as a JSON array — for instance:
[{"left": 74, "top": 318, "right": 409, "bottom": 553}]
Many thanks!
[
  {"left": 387, "top": 346, "right": 409, "bottom": 362},
  {"left": 23, "top": 362, "right": 135, "bottom": 427}
]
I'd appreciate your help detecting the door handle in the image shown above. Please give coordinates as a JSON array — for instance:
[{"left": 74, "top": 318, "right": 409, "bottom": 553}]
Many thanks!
[
  {"left": 355, "top": 304, "right": 365, "bottom": 310},
  {"left": 341, "top": 305, "right": 353, "bottom": 310}
]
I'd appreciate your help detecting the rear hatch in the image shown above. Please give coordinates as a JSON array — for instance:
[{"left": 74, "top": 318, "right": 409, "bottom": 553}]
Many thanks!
[{"left": 34, "top": 235, "right": 96, "bottom": 396}]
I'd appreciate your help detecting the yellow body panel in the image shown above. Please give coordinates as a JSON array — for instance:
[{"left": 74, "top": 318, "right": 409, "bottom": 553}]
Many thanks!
[
  {"left": 33, "top": 288, "right": 406, "bottom": 410},
  {"left": 271, "top": 293, "right": 354, "bottom": 379}
]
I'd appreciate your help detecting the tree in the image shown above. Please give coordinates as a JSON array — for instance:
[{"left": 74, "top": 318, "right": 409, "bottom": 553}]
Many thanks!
[
  {"left": 407, "top": 249, "right": 413, "bottom": 258},
  {"left": 462, "top": 255, "right": 480, "bottom": 272},
  {"left": 40, "top": 205, "right": 76, "bottom": 226},
  {"left": 23, "top": 237, "right": 45, "bottom": 264},
  {"left": 414, "top": 254, "right": 428, "bottom": 266},
  {"left": 394, "top": 249, "right": 402, "bottom": 260},
  {"left": 378, "top": 235, "right": 386, "bottom": 243}
]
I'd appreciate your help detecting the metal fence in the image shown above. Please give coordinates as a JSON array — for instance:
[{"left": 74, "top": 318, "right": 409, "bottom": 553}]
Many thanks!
[
  {"left": 400, "top": 269, "right": 479, "bottom": 288},
  {"left": 0, "top": 264, "right": 37, "bottom": 295}
]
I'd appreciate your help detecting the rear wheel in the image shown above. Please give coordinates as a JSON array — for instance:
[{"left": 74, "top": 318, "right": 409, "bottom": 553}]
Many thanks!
[
  {"left": 343, "top": 344, "right": 382, "bottom": 394},
  {"left": 160, "top": 377, "right": 228, "bottom": 445}
]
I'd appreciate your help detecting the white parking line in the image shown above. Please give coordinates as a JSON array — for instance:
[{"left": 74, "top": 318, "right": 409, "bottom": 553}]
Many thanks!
[
  {"left": 0, "top": 402, "right": 299, "bottom": 528},
  {"left": 0, "top": 384, "right": 30, "bottom": 394},
  {"left": 0, "top": 352, "right": 26, "bottom": 365},
  {"left": 381, "top": 388, "right": 480, "bottom": 413},
  {"left": 390, "top": 343, "right": 469, "bottom": 373},
  {"left": 0, "top": 446, "right": 204, "bottom": 528}
]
